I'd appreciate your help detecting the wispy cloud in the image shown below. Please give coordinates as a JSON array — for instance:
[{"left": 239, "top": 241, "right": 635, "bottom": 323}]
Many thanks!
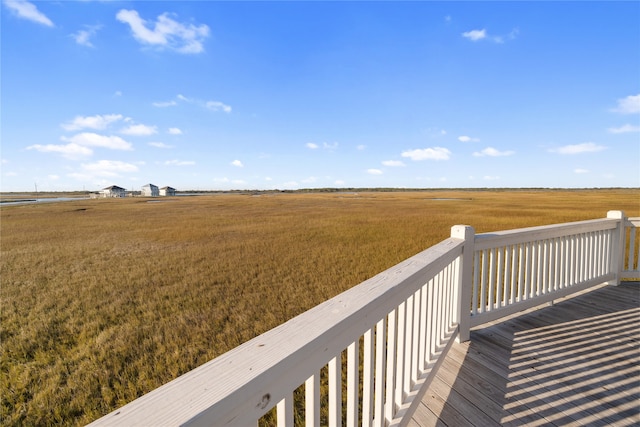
[
  {"left": 152, "top": 100, "right": 177, "bottom": 107},
  {"left": 306, "top": 142, "right": 338, "bottom": 151},
  {"left": 206, "top": 101, "right": 232, "bottom": 113},
  {"left": 401, "top": 147, "right": 451, "bottom": 161},
  {"left": 231, "top": 160, "right": 243, "bottom": 167},
  {"left": 168, "top": 127, "right": 182, "bottom": 135},
  {"left": 81, "top": 160, "right": 138, "bottom": 177},
  {"left": 611, "top": 93, "right": 640, "bottom": 114},
  {"left": 3, "top": 0, "right": 53, "bottom": 27},
  {"left": 27, "top": 143, "right": 93, "bottom": 159},
  {"left": 367, "top": 169, "right": 383, "bottom": 175},
  {"left": 165, "top": 159, "right": 195, "bottom": 166},
  {"left": 148, "top": 142, "right": 173, "bottom": 149},
  {"left": 462, "top": 29, "right": 486, "bottom": 41},
  {"left": 548, "top": 142, "right": 606, "bottom": 155},
  {"left": 382, "top": 160, "right": 405, "bottom": 167},
  {"left": 574, "top": 168, "right": 589, "bottom": 174},
  {"left": 173, "top": 94, "right": 231, "bottom": 113},
  {"left": 61, "top": 114, "right": 124, "bottom": 131},
  {"left": 473, "top": 147, "right": 515, "bottom": 157},
  {"left": 120, "top": 123, "right": 158, "bottom": 136},
  {"left": 116, "top": 9, "right": 209, "bottom": 54},
  {"left": 608, "top": 124, "right": 640, "bottom": 134},
  {"left": 458, "top": 135, "right": 480, "bottom": 142},
  {"left": 462, "top": 27, "right": 518, "bottom": 43},
  {"left": 71, "top": 25, "right": 102, "bottom": 47},
  {"left": 61, "top": 133, "right": 133, "bottom": 150}
]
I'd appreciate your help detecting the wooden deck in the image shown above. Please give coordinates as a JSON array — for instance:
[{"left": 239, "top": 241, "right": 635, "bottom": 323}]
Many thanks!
[{"left": 409, "top": 282, "right": 640, "bottom": 427}]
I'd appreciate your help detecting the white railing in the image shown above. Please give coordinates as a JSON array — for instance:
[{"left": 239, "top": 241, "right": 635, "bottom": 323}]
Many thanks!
[
  {"left": 466, "top": 216, "right": 618, "bottom": 328},
  {"left": 622, "top": 217, "right": 640, "bottom": 280},
  {"left": 89, "top": 211, "right": 636, "bottom": 427}
]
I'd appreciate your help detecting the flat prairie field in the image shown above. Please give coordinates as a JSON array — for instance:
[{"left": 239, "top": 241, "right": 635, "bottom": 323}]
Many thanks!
[{"left": 1, "top": 189, "right": 638, "bottom": 426}]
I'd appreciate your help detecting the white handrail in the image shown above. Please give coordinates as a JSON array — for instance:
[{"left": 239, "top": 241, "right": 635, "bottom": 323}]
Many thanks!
[
  {"left": 89, "top": 238, "right": 465, "bottom": 426},
  {"left": 468, "top": 216, "right": 620, "bottom": 327},
  {"left": 622, "top": 217, "right": 640, "bottom": 279}
]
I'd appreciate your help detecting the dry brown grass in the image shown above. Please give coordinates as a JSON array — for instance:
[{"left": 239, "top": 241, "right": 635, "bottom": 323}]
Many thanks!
[{"left": 1, "top": 189, "right": 638, "bottom": 425}]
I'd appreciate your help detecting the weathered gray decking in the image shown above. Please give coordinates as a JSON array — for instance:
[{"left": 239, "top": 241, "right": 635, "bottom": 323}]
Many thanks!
[{"left": 410, "top": 282, "right": 640, "bottom": 427}]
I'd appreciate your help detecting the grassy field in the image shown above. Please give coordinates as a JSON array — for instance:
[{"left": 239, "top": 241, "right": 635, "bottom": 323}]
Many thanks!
[{"left": 1, "top": 189, "right": 638, "bottom": 425}]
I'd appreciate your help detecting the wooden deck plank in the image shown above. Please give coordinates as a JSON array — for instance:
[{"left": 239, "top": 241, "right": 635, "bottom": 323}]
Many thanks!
[{"left": 411, "top": 282, "right": 640, "bottom": 427}]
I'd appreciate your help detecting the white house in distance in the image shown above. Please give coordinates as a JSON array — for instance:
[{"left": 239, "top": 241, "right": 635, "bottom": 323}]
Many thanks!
[
  {"left": 160, "top": 186, "right": 176, "bottom": 196},
  {"left": 91, "top": 185, "right": 126, "bottom": 198},
  {"left": 141, "top": 184, "right": 159, "bottom": 197}
]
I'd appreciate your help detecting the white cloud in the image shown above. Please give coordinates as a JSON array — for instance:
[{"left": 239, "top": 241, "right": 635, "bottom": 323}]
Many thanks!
[
  {"left": 382, "top": 160, "right": 405, "bottom": 167},
  {"left": 462, "top": 27, "right": 517, "bottom": 43},
  {"left": 612, "top": 94, "right": 640, "bottom": 114},
  {"left": 574, "top": 168, "right": 589, "bottom": 174},
  {"left": 231, "top": 160, "right": 243, "bottom": 167},
  {"left": 61, "top": 114, "right": 124, "bottom": 131},
  {"left": 548, "top": 142, "right": 606, "bottom": 155},
  {"left": 306, "top": 142, "right": 319, "bottom": 149},
  {"left": 367, "top": 169, "right": 383, "bottom": 175},
  {"left": 168, "top": 127, "right": 182, "bottom": 135},
  {"left": 458, "top": 135, "right": 480, "bottom": 142},
  {"left": 357, "top": 144, "right": 366, "bottom": 151},
  {"left": 120, "top": 124, "right": 158, "bottom": 136},
  {"left": 153, "top": 100, "right": 177, "bottom": 107},
  {"left": 3, "top": 0, "right": 53, "bottom": 27},
  {"left": 72, "top": 25, "right": 101, "bottom": 47},
  {"left": 165, "top": 159, "right": 195, "bottom": 166},
  {"left": 401, "top": 147, "right": 451, "bottom": 161},
  {"left": 462, "top": 29, "right": 486, "bottom": 41},
  {"left": 61, "top": 133, "right": 133, "bottom": 150},
  {"left": 27, "top": 143, "right": 93, "bottom": 159},
  {"left": 48, "top": 174, "right": 60, "bottom": 180},
  {"left": 206, "top": 101, "right": 232, "bottom": 113},
  {"left": 171, "top": 94, "right": 232, "bottom": 113},
  {"left": 148, "top": 142, "right": 173, "bottom": 149},
  {"left": 81, "top": 160, "right": 138, "bottom": 177},
  {"left": 472, "top": 147, "right": 515, "bottom": 157},
  {"left": 608, "top": 124, "right": 640, "bottom": 134},
  {"left": 116, "top": 9, "right": 210, "bottom": 54},
  {"left": 323, "top": 142, "right": 338, "bottom": 151}
]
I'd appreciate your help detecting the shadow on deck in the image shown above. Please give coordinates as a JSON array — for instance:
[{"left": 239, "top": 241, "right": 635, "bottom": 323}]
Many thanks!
[{"left": 410, "top": 282, "right": 640, "bottom": 427}]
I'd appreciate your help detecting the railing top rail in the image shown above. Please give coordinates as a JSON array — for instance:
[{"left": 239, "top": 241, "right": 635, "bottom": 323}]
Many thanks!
[
  {"left": 89, "top": 237, "right": 464, "bottom": 426},
  {"left": 474, "top": 217, "right": 620, "bottom": 250}
]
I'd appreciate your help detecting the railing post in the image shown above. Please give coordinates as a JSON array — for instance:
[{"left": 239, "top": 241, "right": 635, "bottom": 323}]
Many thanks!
[
  {"left": 607, "top": 210, "right": 626, "bottom": 286},
  {"left": 452, "top": 225, "right": 475, "bottom": 343}
]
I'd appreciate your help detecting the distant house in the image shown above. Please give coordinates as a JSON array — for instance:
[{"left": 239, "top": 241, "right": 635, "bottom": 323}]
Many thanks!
[
  {"left": 96, "top": 185, "right": 126, "bottom": 198},
  {"left": 141, "top": 184, "right": 159, "bottom": 197},
  {"left": 160, "top": 186, "right": 176, "bottom": 196}
]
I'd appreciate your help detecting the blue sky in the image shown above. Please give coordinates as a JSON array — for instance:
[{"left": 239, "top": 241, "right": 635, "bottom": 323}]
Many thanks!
[{"left": 1, "top": 1, "right": 639, "bottom": 192}]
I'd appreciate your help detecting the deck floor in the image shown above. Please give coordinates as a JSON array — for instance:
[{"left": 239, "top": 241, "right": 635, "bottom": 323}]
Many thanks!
[{"left": 409, "top": 282, "right": 640, "bottom": 427}]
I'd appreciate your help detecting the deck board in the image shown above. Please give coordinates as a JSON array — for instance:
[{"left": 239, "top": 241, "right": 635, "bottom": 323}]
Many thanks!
[{"left": 409, "top": 282, "right": 640, "bottom": 427}]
